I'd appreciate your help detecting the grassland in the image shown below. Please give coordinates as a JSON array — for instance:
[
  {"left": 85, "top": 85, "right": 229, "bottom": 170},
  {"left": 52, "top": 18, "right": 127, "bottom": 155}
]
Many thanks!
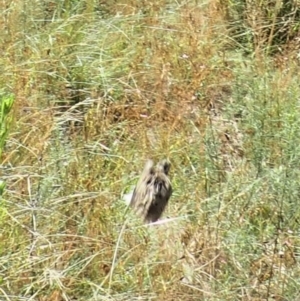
[{"left": 1, "top": 0, "right": 300, "bottom": 300}]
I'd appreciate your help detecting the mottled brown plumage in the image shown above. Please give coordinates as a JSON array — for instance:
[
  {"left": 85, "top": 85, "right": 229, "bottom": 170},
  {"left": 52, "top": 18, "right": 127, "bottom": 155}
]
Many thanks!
[{"left": 130, "top": 159, "right": 172, "bottom": 223}]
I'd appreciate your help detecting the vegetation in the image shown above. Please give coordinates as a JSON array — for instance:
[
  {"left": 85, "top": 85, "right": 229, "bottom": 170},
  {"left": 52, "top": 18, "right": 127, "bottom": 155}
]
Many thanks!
[{"left": 1, "top": 0, "right": 300, "bottom": 300}]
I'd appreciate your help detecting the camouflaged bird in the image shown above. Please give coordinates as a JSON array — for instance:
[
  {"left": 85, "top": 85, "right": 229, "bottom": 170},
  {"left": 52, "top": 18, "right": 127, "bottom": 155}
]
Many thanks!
[{"left": 130, "top": 159, "right": 172, "bottom": 223}]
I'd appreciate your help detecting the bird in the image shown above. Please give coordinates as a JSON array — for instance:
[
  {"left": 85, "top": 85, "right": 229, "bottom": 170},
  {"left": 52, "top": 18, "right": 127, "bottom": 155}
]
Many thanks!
[{"left": 130, "top": 159, "right": 172, "bottom": 223}]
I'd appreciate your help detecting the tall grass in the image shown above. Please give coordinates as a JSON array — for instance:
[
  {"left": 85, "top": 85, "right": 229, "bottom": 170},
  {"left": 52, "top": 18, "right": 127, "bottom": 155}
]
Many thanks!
[{"left": 1, "top": 0, "right": 300, "bottom": 300}]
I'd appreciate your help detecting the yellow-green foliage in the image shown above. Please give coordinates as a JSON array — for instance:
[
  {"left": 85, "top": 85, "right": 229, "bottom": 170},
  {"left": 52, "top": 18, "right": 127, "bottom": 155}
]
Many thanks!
[
  {"left": 0, "top": 94, "right": 14, "bottom": 158},
  {"left": 1, "top": 0, "right": 300, "bottom": 300}
]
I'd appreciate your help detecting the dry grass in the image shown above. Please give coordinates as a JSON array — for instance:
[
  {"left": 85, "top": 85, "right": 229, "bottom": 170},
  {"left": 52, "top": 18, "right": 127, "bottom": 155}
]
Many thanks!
[{"left": 1, "top": 0, "right": 300, "bottom": 300}]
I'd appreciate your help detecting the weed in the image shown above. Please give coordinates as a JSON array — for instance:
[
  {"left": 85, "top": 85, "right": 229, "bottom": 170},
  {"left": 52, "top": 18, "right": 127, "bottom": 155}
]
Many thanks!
[{"left": 1, "top": 1, "right": 300, "bottom": 300}]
